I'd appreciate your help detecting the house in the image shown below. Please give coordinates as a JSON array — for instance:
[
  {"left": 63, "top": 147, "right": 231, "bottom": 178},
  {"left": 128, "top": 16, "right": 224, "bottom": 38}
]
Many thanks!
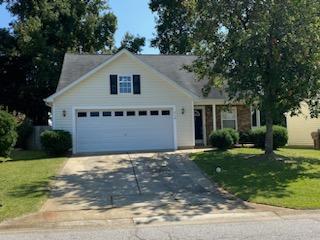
[
  {"left": 45, "top": 49, "right": 260, "bottom": 154},
  {"left": 286, "top": 102, "right": 320, "bottom": 147}
]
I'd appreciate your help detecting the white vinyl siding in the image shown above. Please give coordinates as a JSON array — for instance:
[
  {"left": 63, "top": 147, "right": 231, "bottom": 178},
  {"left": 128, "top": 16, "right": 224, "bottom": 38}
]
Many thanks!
[
  {"left": 52, "top": 53, "right": 194, "bottom": 148},
  {"left": 286, "top": 102, "right": 320, "bottom": 146}
]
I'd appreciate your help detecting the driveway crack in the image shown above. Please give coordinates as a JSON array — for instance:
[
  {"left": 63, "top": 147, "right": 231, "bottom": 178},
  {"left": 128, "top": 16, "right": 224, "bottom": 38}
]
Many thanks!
[{"left": 127, "top": 153, "right": 142, "bottom": 195}]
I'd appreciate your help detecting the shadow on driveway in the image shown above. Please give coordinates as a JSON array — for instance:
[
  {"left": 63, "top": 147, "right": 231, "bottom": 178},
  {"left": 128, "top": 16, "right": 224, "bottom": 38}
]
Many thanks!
[{"left": 12, "top": 151, "right": 256, "bottom": 224}]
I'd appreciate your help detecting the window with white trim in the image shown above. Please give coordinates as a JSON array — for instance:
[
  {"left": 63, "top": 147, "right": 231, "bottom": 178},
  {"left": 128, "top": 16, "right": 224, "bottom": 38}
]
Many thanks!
[
  {"left": 221, "top": 108, "right": 237, "bottom": 129},
  {"left": 119, "top": 76, "right": 132, "bottom": 94},
  {"left": 251, "top": 108, "right": 261, "bottom": 128}
]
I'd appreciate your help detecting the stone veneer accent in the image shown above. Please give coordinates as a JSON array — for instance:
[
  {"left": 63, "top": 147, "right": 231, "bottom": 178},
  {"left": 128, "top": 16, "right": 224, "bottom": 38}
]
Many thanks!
[{"left": 215, "top": 105, "right": 251, "bottom": 132}]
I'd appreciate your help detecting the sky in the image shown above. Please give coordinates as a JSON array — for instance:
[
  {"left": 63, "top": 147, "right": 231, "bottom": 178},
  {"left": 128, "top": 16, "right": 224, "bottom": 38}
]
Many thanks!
[{"left": 0, "top": 0, "right": 159, "bottom": 54}]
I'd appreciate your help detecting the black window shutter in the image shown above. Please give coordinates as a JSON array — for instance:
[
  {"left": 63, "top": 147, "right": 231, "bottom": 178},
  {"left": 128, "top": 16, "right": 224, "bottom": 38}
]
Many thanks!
[
  {"left": 110, "top": 75, "right": 117, "bottom": 94},
  {"left": 133, "top": 75, "right": 141, "bottom": 94}
]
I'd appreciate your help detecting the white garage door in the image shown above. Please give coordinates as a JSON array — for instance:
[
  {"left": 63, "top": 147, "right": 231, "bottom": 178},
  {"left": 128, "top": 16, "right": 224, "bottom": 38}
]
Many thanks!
[{"left": 75, "top": 108, "right": 175, "bottom": 153}]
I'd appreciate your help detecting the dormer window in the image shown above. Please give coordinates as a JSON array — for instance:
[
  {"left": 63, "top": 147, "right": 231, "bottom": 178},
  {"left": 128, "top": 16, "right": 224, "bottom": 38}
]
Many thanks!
[{"left": 119, "top": 76, "right": 132, "bottom": 94}]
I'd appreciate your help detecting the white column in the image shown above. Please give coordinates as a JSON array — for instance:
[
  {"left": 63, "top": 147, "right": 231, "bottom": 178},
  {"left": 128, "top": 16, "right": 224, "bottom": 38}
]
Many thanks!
[
  {"left": 257, "top": 109, "right": 261, "bottom": 127},
  {"left": 191, "top": 103, "right": 196, "bottom": 147},
  {"left": 212, "top": 104, "right": 217, "bottom": 131}
]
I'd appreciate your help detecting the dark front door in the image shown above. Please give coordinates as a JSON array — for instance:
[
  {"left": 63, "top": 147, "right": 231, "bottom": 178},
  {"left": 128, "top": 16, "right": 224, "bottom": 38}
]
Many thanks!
[{"left": 194, "top": 109, "right": 203, "bottom": 144}]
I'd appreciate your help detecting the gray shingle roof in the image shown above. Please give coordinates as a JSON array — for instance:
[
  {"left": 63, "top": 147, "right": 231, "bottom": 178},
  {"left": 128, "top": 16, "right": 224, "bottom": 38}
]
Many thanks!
[{"left": 56, "top": 52, "right": 226, "bottom": 99}]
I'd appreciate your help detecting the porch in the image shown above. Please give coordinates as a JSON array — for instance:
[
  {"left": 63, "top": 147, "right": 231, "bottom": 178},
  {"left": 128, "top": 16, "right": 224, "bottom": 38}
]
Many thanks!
[{"left": 193, "top": 104, "right": 261, "bottom": 146}]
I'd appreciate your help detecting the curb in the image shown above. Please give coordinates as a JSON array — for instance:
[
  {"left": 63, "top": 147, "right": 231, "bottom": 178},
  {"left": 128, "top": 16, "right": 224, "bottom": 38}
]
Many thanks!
[
  {"left": 1, "top": 210, "right": 320, "bottom": 232},
  {"left": 133, "top": 211, "right": 281, "bottom": 225}
]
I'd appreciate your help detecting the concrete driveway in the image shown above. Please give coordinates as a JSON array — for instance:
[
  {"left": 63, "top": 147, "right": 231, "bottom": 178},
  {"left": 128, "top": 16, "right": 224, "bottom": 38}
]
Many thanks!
[
  {"left": 41, "top": 150, "right": 257, "bottom": 220},
  {"left": 0, "top": 150, "right": 290, "bottom": 229}
]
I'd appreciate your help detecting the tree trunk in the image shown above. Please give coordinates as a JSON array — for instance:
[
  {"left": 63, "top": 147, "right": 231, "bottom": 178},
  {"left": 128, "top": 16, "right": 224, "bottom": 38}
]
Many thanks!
[{"left": 265, "top": 112, "right": 274, "bottom": 156}]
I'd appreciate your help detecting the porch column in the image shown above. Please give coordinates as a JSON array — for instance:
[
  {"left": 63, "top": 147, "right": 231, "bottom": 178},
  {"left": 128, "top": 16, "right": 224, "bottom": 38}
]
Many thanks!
[
  {"left": 212, "top": 104, "right": 217, "bottom": 131},
  {"left": 257, "top": 109, "right": 261, "bottom": 127}
]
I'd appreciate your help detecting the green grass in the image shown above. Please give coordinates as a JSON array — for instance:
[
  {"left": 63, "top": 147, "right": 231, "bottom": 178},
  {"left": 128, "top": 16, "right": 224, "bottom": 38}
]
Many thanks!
[
  {"left": 191, "top": 148, "right": 320, "bottom": 209},
  {"left": 0, "top": 150, "right": 66, "bottom": 222}
]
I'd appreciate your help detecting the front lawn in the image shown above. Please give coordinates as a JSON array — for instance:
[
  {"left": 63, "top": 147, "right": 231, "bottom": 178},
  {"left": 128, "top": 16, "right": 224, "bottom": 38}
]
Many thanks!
[
  {"left": 0, "top": 150, "right": 66, "bottom": 222},
  {"left": 191, "top": 148, "right": 320, "bottom": 209}
]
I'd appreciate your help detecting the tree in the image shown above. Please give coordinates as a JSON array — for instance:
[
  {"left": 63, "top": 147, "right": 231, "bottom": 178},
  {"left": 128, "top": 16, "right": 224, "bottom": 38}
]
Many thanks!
[
  {"left": 149, "top": 0, "right": 194, "bottom": 54},
  {"left": 118, "top": 32, "right": 145, "bottom": 54},
  {"left": 0, "top": 29, "right": 31, "bottom": 116},
  {"left": 187, "top": 0, "right": 320, "bottom": 156},
  {"left": 0, "top": 0, "right": 117, "bottom": 124},
  {"left": 0, "top": 110, "right": 17, "bottom": 157}
]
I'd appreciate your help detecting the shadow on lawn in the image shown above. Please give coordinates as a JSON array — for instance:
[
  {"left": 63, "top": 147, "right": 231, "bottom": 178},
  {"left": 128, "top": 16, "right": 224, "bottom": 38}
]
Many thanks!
[
  {"left": 8, "top": 179, "right": 54, "bottom": 198},
  {"left": 192, "top": 150, "right": 320, "bottom": 201},
  {"left": 2, "top": 150, "right": 59, "bottom": 163}
]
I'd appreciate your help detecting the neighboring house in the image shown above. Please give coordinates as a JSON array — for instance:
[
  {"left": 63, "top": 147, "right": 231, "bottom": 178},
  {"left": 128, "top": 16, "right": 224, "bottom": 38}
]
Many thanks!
[
  {"left": 286, "top": 102, "right": 320, "bottom": 147},
  {"left": 45, "top": 49, "right": 260, "bottom": 154}
]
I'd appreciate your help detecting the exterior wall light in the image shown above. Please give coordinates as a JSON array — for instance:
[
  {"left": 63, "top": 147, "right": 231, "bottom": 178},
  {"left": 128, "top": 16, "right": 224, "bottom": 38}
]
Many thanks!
[
  {"left": 62, "top": 110, "right": 66, "bottom": 117},
  {"left": 181, "top": 107, "right": 185, "bottom": 115}
]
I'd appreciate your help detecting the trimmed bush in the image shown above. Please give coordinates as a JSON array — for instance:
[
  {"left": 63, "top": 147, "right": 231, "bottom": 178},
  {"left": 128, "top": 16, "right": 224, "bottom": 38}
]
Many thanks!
[
  {"left": 16, "top": 118, "right": 33, "bottom": 149},
  {"left": 40, "top": 130, "right": 72, "bottom": 156},
  {"left": 251, "top": 125, "right": 288, "bottom": 149},
  {"left": 224, "top": 128, "right": 239, "bottom": 144},
  {"left": 0, "top": 111, "right": 18, "bottom": 157},
  {"left": 239, "top": 131, "right": 253, "bottom": 144},
  {"left": 209, "top": 129, "right": 234, "bottom": 150}
]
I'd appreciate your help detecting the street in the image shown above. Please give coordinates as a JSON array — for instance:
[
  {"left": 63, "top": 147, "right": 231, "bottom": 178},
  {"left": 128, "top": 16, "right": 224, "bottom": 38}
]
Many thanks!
[{"left": 1, "top": 217, "right": 320, "bottom": 240}]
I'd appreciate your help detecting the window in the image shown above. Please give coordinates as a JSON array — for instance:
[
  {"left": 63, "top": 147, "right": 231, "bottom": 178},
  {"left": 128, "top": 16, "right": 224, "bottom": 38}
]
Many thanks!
[
  {"left": 119, "top": 76, "right": 132, "bottom": 94},
  {"left": 251, "top": 108, "right": 261, "bottom": 128},
  {"left": 90, "top": 112, "right": 99, "bottom": 117},
  {"left": 127, "top": 111, "right": 135, "bottom": 116},
  {"left": 103, "top": 111, "right": 112, "bottom": 117},
  {"left": 162, "top": 110, "right": 170, "bottom": 116},
  {"left": 150, "top": 110, "right": 159, "bottom": 116},
  {"left": 115, "top": 111, "right": 124, "bottom": 116},
  {"left": 139, "top": 111, "right": 147, "bottom": 116},
  {"left": 78, "top": 112, "right": 87, "bottom": 117},
  {"left": 221, "top": 108, "right": 237, "bottom": 129}
]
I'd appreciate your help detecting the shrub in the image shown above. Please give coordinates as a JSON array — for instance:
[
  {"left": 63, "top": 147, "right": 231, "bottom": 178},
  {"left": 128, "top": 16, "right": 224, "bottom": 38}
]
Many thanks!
[
  {"left": 239, "top": 131, "right": 253, "bottom": 144},
  {"left": 0, "top": 111, "right": 18, "bottom": 157},
  {"left": 40, "top": 130, "right": 72, "bottom": 156},
  {"left": 251, "top": 125, "right": 288, "bottom": 149},
  {"left": 224, "top": 128, "right": 239, "bottom": 144},
  {"left": 272, "top": 125, "right": 288, "bottom": 148},
  {"left": 250, "top": 127, "right": 265, "bottom": 148},
  {"left": 209, "top": 129, "right": 234, "bottom": 150},
  {"left": 16, "top": 118, "right": 33, "bottom": 149}
]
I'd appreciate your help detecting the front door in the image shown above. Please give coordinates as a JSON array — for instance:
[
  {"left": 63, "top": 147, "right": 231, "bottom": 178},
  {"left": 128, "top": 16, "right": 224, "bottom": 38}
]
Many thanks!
[{"left": 194, "top": 109, "right": 204, "bottom": 145}]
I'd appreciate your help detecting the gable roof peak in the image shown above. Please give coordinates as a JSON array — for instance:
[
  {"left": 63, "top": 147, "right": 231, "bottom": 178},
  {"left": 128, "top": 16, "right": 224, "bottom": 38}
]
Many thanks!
[{"left": 45, "top": 50, "right": 226, "bottom": 102}]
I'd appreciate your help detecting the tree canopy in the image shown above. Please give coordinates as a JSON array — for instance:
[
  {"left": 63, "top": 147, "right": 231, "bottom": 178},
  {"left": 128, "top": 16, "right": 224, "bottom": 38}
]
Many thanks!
[
  {"left": 118, "top": 32, "right": 145, "bottom": 54},
  {"left": 0, "top": 0, "right": 117, "bottom": 124},
  {"left": 186, "top": 0, "right": 320, "bottom": 154},
  {"left": 149, "top": 0, "right": 194, "bottom": 54}
]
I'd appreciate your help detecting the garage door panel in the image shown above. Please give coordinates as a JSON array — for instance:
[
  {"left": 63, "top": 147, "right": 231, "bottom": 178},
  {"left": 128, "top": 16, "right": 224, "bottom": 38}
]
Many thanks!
[
  {"left": 76, "top": 109, "right": 175, "bottom": 153},
  {"left": 77, "top": 133, "right": 173, "bottom": 144},
  {"left": 77, "top": 122, "right": 173, "bottom": 136}
]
